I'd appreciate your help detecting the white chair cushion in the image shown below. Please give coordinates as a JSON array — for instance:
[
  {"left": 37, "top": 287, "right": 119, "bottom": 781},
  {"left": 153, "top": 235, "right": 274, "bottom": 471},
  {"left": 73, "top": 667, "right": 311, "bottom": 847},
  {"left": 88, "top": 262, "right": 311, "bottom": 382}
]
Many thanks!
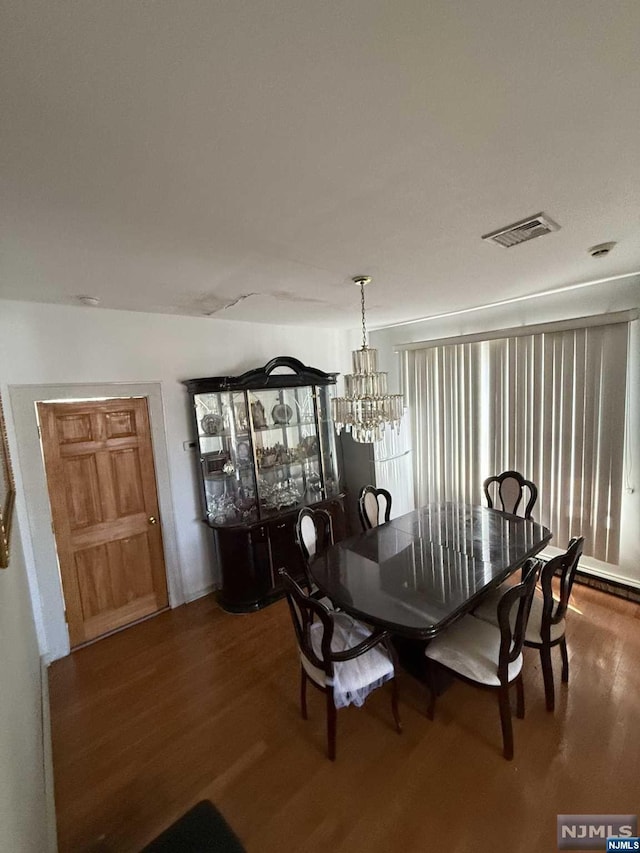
[
  {"left": 475, "top": 587, "right": 566, "bottom": 644},
  {"left": 524, "top": 591, "right": 566, "bottom": 644},
  {"left": 300, "top": 612, "right": 394, "bottom": 708},
  {"left": 425, "top": 614, "right": 523, "bottom": 686},
  {"left": 500, "top": 477, "right": 521, "bottom": 514},
  {"left": 363, "top": 491, "right": 380, "bottom": 527},
  {"left": 299, "top": 515, "right": 317, "bottom": 557}
]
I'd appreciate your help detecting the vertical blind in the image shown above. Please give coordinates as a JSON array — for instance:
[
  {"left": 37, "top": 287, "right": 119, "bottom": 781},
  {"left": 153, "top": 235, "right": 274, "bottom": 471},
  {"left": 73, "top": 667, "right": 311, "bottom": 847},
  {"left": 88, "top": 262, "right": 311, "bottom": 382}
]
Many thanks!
[{"left": 402, "top": 321, "right": 628, "bottom": 564}]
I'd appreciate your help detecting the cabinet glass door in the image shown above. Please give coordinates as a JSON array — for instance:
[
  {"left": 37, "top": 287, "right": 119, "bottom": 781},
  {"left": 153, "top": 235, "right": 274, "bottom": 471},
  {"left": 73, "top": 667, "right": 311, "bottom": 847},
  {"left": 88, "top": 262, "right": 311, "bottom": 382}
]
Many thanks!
[
  {"left": 195, "top": 391, "right": 258, "bottom": 525},
  {"left": 249, "top": 385, "right": 324, "bottom": 517},
  {"left": 317, "top": 385, "right": 341, "bottom": 498}
]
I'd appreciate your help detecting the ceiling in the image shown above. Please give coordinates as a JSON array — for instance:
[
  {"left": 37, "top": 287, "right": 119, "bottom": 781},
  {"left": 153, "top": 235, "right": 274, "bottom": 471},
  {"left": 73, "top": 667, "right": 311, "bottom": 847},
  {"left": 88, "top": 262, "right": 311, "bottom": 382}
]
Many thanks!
[{"left": 1, "top": 0, "right": 639, "bottom": 328}]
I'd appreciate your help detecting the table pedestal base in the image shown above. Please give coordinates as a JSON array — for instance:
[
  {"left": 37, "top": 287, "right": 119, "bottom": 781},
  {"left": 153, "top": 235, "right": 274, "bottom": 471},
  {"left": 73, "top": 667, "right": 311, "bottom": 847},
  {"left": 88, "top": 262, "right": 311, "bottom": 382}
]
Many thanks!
[{"left": 393, "top": 636, "right": 454, "bottom": 695}]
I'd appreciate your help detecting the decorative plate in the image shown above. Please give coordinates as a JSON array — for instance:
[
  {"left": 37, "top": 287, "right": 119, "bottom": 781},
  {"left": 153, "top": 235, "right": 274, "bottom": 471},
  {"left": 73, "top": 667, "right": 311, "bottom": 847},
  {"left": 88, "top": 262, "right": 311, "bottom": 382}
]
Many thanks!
[
  {"left": 201, "top": 413, "right": 224, "bottom": 436},
  {"left": 272, "top": 403, "right": 293, "bottom": 425},
  {"left": 237, "top": 440, "right": 250, "bottom": 461}
]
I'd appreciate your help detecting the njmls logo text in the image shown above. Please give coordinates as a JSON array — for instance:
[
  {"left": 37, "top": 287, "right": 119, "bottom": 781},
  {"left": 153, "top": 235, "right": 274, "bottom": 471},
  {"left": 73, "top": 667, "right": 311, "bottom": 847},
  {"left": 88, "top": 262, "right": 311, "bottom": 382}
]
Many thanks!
[
  {"left": 606, "top": 839, "right": 640, "bottom": 852},
  {"left": 558, "top": 815, "right": 638, "bottom": 851}
]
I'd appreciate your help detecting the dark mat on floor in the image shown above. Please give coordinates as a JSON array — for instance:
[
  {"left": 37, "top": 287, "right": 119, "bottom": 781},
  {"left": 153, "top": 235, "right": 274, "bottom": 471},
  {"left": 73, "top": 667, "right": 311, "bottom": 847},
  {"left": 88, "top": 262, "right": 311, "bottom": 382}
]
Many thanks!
[{"left": 141, "top": 800, "right": 246, "bottom": 853}]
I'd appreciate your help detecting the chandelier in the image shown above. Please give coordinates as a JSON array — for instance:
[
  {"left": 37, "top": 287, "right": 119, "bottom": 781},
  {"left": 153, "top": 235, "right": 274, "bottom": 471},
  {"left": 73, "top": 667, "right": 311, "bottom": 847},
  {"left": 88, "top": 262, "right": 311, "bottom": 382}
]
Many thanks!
[{"left": 331, "top": 276, "right": 404, "bottom": 443}]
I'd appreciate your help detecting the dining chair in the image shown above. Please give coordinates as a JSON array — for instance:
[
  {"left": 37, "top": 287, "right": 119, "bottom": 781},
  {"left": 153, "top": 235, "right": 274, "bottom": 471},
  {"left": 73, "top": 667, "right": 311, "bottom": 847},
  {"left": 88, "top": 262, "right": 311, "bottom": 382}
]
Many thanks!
[
  {"left": 526, "top": 536, "right": 584, "bottom": 711},
  {"left": 483, "top": 470, "right": 538, "bottom": 519},
  {"left": 279, "top": 569, "right": 402, "bottom": 760},
  {"left": 424, "top": 558, "right": 539, "bottom": 760},
  {"left": 473, "top": 537, "right": 584, "bottom": 711},
  {"left": 295, "top": 507, "right": 335, "bottom": 604},
  {"left": 358, "top": 485, "right": 392, "bottom": 531}
]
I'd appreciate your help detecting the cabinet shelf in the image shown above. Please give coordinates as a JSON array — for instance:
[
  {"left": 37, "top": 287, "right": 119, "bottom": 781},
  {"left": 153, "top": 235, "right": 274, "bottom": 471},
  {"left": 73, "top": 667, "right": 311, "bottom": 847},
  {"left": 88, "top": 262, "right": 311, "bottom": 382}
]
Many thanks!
[
  {"left": 253, "top": 419, "right": 317, "bottom": 431},
  {"left": 204, "top": 470, "right": 253, "bottom": 481},
  {"left": 199, "top": 420, "right": 317, "bottom": 438},
  {"left": 258, "top": 454, "right": 319, "bottom": 473},
  {"left": 199, "top": 431, "right": 249, "bottom": 440}
]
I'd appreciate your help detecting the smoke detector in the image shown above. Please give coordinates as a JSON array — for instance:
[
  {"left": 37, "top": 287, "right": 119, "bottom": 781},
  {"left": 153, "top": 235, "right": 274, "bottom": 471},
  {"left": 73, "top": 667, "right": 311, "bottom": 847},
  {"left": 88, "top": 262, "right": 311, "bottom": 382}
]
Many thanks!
[
  {"left": 77, "top": 295, "right": 101, "bottom": 306},
  {"left": 588, "top": 242, "right": 616, "bottom": 258},
  {"left": 482, "top": 213, "right": 560, "bottom": 248}
]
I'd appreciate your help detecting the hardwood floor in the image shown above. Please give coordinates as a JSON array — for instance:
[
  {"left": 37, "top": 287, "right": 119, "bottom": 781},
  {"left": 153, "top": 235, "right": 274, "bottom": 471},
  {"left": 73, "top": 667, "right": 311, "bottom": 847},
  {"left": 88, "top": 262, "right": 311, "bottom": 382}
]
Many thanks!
[{"left": 49, "top": 584, "right": 640, "bottom": 853}]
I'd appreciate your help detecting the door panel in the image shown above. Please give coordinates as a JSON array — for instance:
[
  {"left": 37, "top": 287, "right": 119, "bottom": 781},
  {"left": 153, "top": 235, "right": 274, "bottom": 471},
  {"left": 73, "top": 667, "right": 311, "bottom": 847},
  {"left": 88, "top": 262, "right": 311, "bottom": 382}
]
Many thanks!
[
  {"left": 105, "top": 409, "right": 136, "bottom": 438},
  {"left": 120, "top": 533, "right": 155, "bottom": 599},
  {"left": 57, "top": 413, "right": 94, "bottom": 443},
  {"left": 64, "top": 455, "right": 103, "bottom": 529},
  {"left": 111, "top": 448, "right": 145, "bottom": 516},
  {"left": 38, "top": 398, "right": 169, "bottom": 648},
  {"left": 75, "top": 544, "right": 114, "bottom": 617}
]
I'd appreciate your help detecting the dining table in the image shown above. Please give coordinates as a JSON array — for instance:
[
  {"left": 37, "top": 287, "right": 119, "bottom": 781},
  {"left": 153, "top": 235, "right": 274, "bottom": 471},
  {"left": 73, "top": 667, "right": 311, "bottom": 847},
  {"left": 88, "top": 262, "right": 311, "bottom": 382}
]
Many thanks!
[{"left": 309, "top": 502, "right": 552, "bottom": 640}]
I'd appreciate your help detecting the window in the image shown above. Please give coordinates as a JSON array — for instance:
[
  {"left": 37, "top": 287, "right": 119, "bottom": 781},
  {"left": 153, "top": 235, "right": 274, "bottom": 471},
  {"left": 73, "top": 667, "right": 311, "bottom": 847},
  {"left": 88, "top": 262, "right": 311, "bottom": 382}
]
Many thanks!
[{"left": 402, "top": 319, "right": 629, "bottom": 564}]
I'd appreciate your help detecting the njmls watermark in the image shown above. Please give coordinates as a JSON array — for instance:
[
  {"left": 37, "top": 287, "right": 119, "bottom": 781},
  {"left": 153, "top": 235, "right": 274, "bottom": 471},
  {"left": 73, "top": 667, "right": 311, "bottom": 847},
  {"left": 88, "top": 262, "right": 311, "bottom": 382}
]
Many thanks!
[
  {"left": 606, "top": 840, "right": 640, "bottom": 852},
  {"left": 557, "top": 815, "right": 638, "bottom": 851}
]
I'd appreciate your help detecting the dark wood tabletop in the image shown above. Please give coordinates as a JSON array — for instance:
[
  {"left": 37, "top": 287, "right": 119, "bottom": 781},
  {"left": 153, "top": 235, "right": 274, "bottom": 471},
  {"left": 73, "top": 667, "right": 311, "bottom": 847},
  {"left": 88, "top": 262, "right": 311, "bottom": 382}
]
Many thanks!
[{"left": 310, "top": 502, "right": 552, "bottom": 639}]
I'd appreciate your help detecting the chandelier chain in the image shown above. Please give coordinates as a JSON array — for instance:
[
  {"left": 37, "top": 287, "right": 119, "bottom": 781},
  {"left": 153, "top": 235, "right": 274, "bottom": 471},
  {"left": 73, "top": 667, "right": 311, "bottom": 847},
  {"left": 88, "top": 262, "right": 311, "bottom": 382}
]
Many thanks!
[{"left": 361, "top": 282, "right": 367, "bottom": 349}]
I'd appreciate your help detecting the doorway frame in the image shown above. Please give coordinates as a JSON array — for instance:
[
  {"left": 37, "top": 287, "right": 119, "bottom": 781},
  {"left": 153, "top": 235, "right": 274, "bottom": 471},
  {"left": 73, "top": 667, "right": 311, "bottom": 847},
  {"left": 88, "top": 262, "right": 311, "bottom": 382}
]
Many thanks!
[{"left": 9, "top": 382, "right": 183, "bottom": 662}]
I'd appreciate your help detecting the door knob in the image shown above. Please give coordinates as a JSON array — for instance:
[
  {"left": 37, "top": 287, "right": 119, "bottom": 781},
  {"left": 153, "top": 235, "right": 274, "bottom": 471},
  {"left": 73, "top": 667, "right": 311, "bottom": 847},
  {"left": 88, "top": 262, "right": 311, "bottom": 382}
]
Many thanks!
[{"left": 148, "top": 516, "right": 157, "bottom": 525}]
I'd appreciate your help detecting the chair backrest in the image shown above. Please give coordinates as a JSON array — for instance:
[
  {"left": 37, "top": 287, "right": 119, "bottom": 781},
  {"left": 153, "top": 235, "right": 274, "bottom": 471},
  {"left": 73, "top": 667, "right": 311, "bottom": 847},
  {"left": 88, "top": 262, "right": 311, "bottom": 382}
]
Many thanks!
[
  {"left": 496, "top": 558, "right": 539, "bottom": 682},
  {"left": 295, "top": 507, "right": 334, "bottom": 591},
  {"left": 279, "top": 568, "right": 334, "bottom": 679},
  {"left": 358, "top": 486, "right": 392, "bottom": 531},
  {"left": 538, "top": 536, "right": 584, "bottom": 636},
  {"left": 483, "top": 470, "right": 538, "bottom": 519}
]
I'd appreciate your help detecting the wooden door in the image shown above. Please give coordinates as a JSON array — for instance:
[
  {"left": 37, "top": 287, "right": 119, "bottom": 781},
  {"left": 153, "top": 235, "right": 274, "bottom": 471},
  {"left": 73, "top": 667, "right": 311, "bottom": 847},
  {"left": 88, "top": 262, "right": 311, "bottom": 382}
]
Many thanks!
[{"left": 38, "top": 398, "right": 169, "bottom": 647}]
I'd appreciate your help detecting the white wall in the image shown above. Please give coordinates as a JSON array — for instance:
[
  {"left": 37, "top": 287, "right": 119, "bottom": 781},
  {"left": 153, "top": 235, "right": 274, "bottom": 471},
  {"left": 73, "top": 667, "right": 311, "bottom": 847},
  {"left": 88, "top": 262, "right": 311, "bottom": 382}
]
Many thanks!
[
  {"left": 0, "top": 518, "right": 53, "bottom": 852},
  {"left": 0, "top": 299, "right": 352, "bottom": 661},
  {"left": 370, "top": 275, "right": 640, "bottom": 585}
]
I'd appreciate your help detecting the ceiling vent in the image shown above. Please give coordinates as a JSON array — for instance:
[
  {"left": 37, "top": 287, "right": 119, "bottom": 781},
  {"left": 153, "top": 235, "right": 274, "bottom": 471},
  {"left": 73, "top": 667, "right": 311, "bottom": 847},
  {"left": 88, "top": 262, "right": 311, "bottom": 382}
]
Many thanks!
[{"left": 482, "top": 213, "right": 560, "bottom": 248}]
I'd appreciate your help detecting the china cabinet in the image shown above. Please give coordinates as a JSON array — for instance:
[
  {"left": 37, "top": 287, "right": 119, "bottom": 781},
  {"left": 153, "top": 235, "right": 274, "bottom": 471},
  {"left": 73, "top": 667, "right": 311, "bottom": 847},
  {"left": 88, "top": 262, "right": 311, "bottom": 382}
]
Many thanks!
[{"left": 183, "top": 357, "right": 345, "bottom": 611}]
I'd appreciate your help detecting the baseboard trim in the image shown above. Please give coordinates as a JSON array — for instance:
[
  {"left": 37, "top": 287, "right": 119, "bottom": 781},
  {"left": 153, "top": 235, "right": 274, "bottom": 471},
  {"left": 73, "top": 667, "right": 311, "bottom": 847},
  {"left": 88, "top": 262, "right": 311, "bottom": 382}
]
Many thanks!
[
  {"left": 184, "top": 583, "right": 217, "bottom": 603},
  {"left": 572, "top": 570, "right": 640, "bottom": 604},
  {"left": 40, "top": 657, "right": 58, "bottom": 852}
]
